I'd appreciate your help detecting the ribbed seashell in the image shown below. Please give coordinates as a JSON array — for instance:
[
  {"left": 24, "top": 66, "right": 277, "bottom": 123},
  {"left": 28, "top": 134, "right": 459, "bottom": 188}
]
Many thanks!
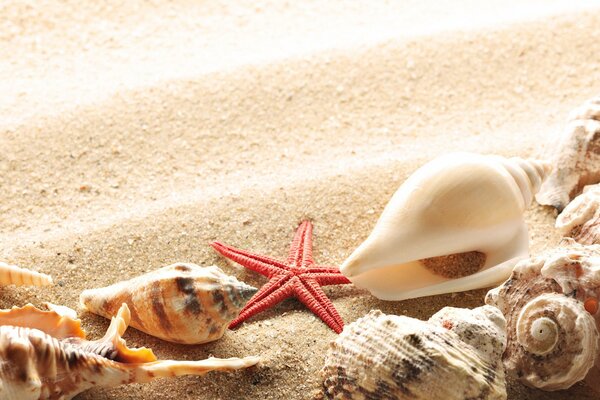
[
  {"left": 556, "top": 183, "right": 600, "bottom": 244},
  {"left": 0, "top": 303, "right": 259, "bottom": 400},
  {"left": 340, "top": 152, "right": 551, "bottom": 300},
  {"left": 80, "top": 263, "right": 257, "bottom": 344},
  {"left": 0, "top": 262, "right": 52, "bottom": 287},
  {"left": 486, "top": 239, "right": 600, "bottom": 391},
  {"left": 319, "top": 306, "right": 507, "bottom": 400},
  {"left": 536, "top": 96, "right": 600, "bottom": 212}
]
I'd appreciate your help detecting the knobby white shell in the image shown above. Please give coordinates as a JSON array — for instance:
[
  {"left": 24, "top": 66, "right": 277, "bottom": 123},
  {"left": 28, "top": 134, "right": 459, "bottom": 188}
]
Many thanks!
[
  {"left": 0, "top": 303, "right": 259, "bottom": 400},
  {"left": 556, "top": 183, "right": 600, "bottom": 244},
  {"left": 340, "top": 152, "right": 551, "bottom": 300},
  {"left": 486, "top": 240, "right": 600, "bottom": 391},
  {"left": 0, "top": 262, "right": 52, "bottom": 287},
  {"left": 319, "top": 306, "right": 507, "bottom": 400},
  {"left": 536, "top": 96, "right": 600, "bottom": 211},
  {"left": 80, "top": 263, "right": 257, "bottom": 344}
]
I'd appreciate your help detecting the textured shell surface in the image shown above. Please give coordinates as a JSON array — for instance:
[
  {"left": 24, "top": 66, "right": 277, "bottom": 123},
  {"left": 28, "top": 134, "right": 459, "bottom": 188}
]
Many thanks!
[
  {"left": 0, "top": 262, "right": 52, "bottom": 287},
  {"left": 536, "top": 96, "right": 600, "bottom": 212},
  {"left": 556, "top": 183, "right": 600, "bottom": 244},
  {"left": 485, "top": 240, "right": 600, "bottom": 391},
  {"left": 340, "top": 152, "right": 551, "bottom": 301},
  {"left": 80, "top": 263, "right": 257, "bottom": 344},
  {"left": 0, "top": 303, "right": 260, "bottom": 400},
  {"left": 319, "top": 306, "right": 507, "bottom": 400}
]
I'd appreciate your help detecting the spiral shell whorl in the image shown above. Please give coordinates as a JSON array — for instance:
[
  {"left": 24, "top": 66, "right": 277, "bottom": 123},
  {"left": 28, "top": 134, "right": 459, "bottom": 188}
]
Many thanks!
[
  {"left": 80, "top": 263, "right": 257, "bottom": 344},
  {"left": 501, "top": 157, "right": 552, "bottom": 207},
  {"left": 512, "top": 293, "right": 598, "bottom": 390}
]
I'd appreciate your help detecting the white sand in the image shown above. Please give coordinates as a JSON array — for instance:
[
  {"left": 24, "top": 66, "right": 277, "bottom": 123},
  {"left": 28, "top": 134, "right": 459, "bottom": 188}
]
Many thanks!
[{"left": 2, "top": 1, "right": 600, "bottom": 398}]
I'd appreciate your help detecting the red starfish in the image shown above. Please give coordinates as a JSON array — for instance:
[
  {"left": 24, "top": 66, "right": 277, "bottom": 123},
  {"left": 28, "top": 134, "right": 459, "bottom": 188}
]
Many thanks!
[{"left": 211, "top": 221, "right": 351, "bottom": 333}]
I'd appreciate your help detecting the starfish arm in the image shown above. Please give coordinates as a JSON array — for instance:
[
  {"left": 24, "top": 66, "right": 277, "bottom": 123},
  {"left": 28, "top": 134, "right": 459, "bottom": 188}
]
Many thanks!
[
  {"left": 296, "top": 277, "right": 344, "bottom": 333},
  {"left": 229, "top": 283, "right": 295, "bottom": 329},
  {"left": 287, "top": 221, "right": 314, "bottom": 267},
  {"left": 244, "top": 273, "right": 291, "bottom": 305},
  {"left": 311, "top": 273, "right": 352, "bottom": 286},
  {"left": 211, "top": 241, "right": 289, "bottom": 276}
]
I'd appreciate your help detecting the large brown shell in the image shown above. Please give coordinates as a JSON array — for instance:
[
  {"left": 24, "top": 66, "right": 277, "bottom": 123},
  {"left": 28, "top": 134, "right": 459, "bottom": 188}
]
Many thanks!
[
  {"left": 536, "top": 96, "right": 600, "bottom": 212},
  {"left": 319, "top": 306, "right": 507, "bottom": 400},
  {"left": 0, "top": 303, "right": 260, "bottom": 400},
  {"left": 486, "top": 239, "right": 600, "bottom": 391},
  {"left": 80, "top": 263, "right": 257, "bottom": 344},
  {"left": 556, "top": 183, "right": 600, "bottom": 244}
]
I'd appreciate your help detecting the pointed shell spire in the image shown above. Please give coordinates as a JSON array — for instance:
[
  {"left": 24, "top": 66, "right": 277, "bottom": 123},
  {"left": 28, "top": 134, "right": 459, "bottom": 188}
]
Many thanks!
[
  {"left": 0, "top": 262, "right": 52, "bottom": 287},
  {"left": 319, "top": 306, "right": 507, "bottom": 400},
  {"left": 340, "top": 153, "right": 551, "bottom": 301},
  {"left": 80, "top": 263, "right": 257, "bottom": 344}
]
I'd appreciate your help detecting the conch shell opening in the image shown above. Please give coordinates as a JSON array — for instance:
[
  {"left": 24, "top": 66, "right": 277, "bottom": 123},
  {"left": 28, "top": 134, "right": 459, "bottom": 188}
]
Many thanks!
[{"left": 341, "top": 153, "right": 551, "bottom": 301}]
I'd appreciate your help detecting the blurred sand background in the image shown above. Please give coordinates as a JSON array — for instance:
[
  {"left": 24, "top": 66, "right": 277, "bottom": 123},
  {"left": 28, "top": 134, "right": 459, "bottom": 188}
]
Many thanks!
[{"left": 2, "top": 1, "right": 600, "bottom": 398}]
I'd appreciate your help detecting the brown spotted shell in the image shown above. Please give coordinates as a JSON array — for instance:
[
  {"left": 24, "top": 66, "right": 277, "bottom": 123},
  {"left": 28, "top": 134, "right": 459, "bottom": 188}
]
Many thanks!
[
  {"left": 319, "top": 306, "right": 507, "bottom": 400},
  {"left": 536, "top": 96, "right": 600, "bottom": 211},
  {"left": 556, "top": 183, "right": 600, "bottom": 244},
  {"left": 486, "top": 240, "right": 600, "bottom": 391},
  {"left": 80, "top": 263, "right": 257, "bottom": 344},
  {"left": 0, "top": 303, "right": 260, "bottom": 400}
]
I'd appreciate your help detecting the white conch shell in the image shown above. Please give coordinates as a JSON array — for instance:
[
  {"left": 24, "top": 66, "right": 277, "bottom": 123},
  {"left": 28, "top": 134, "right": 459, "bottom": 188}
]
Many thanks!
[
  {"left": 0, "top": 262, "right": 52, "bottom": 287},
  {"left": 486, "top": 240, "right": 600, "bottom": 391},
  {"left": 536, "top": 96, "right": 600, "bottom": 211},
  {"left": 80, "top": 263, "right": 257, "bottom": 344},
  {"left": 341, "top": 153, "right": 551, "bottom": 300},
  {"left": 556, "top": 183, "right": 600, "bottom": 244},
  {"left": 319, "top": 306, "right": 507, "bottom": 400}
]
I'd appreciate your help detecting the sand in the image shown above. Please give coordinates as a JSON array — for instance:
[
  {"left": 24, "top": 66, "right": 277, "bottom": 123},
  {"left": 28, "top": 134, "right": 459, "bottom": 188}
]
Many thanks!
[{"left": 2, "top": 1, "right": 600, "bottom": 399}]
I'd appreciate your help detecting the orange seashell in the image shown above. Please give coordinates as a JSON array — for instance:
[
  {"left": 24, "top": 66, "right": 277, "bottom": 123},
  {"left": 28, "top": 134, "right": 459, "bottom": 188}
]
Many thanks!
[
  {"left": 0, "top": 303, "right": 259, "bottom": 400},
  {"left": 80, "top": 263, "right": 257, "bottom": 344}
]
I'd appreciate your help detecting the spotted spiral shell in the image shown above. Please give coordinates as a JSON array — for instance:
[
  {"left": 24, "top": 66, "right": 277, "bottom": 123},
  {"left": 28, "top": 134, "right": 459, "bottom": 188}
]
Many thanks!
[{"left": 80, "top": 263, "right": 257, "bottom": 344}]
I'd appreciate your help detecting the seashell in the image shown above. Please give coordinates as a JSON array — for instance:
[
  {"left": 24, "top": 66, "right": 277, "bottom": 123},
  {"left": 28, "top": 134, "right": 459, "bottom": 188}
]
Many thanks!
[
  {"left": 0, "top": 262, "right": 52, "bottom": 287},
  {"left": 486, "top": 239, "right": 600, "bottom": 391},
  {"left": 319, "top": 305, "right": 507, "bottom": 400},
  {"left": 0, "top": 302, "right": 259, "bottom": 400},
  {"left": 556, "top": 183, "right": 600, "bottom": 244},
  {"left": 80, "top": 263, "right": 257, "bottom": 344},
  {"left": 536, "top": 96, "right": 600, "bottom": 211},
  {"left": 340, "top": 152, "right": 551, "bottom": 300}
]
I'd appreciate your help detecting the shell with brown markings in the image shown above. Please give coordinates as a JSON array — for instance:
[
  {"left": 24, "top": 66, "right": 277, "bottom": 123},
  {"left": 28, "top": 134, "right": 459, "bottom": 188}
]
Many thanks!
[
  {"left": 0, "top": 303, "right": 259, "bottom": 400},
  {"left": 486, "top": 239, "right": 600, "bottom": 392},
  {"left": 319, "top": 306, "right": 507, "bottom": 400},
  {"left": 80, "top": 263, "right": 257, "bottom": 344}
]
